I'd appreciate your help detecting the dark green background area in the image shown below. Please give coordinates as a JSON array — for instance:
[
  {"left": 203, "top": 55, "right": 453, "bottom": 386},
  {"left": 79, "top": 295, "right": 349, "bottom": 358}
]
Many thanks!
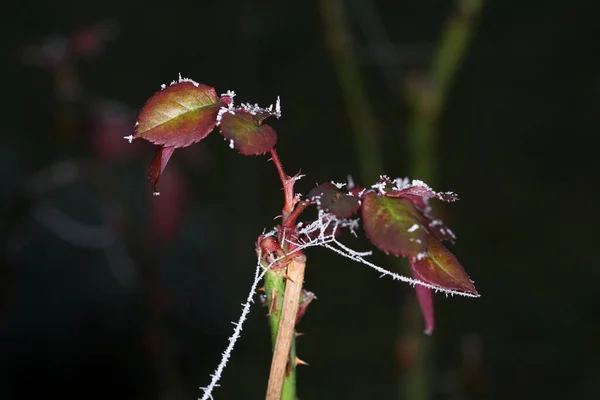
[{"left": 1, "top": 1, "right": 599, "bottom": 399}]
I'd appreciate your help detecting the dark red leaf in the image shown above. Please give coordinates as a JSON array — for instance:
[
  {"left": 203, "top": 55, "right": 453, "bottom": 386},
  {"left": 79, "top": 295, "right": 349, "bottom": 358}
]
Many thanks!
[
  {"left": 410, "top": 236, "right": 477, "bottom": 294},
  {"left": 414, "top": 285, "right": 434, "bottom": 335},
  {"left": 148, "top": 146, "right": 175, "bottom": 193},
  {"left": 361, "top": 192, "right": 428, "bottom": 257},
  {"left": 308, "top": 183, "right": 360, "bottom": 218},
  {"left": 219, "top": 111, "right": 277, "bottom": 155},
  {"left": 134, "top": 81, "right": 220, "bottom": 148},
  {"left": 424, "top": 216, "right": 457, "bottom": 244},
  {"left": 371, "top": 177, "right": 458, "bottom": 243}
]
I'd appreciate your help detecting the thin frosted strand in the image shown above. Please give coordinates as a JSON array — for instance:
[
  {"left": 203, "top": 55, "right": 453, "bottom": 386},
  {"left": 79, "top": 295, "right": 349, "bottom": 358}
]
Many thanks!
[
  {"left": 324, "top": 239, "right": 479, "bottom": 298},
  {"left": 199, "top": 240, "right": 323, "bottom": 400},
  {"left": 284, "top": 226, "right": 477, "bottom": 298},
  {"left": 330, "top": 237, "right": 372, "bottom": 257},
  {"left": 262, "top": 226, "right": 279, "bottom": 239},
  {"left": 199, "top": 262, "right": 263, "bottom": 400}
]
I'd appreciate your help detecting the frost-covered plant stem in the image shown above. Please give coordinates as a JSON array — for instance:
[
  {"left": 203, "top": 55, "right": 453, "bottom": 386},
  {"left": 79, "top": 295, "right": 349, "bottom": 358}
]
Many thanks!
[
  {"left": 264, "top": 256, "right": 306, "bottom": 400},
  {"left": 262, "top": 147, "right": 306, "bottom": 400},
  {"left": 132, "top": 74, "right": 479, "bottom": 399}
]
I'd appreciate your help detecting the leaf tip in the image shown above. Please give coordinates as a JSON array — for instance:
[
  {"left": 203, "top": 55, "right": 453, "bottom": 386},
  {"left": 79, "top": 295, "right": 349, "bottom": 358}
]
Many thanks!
[{"left": 148, "top": 146, "right": 176, "bottom": 195}]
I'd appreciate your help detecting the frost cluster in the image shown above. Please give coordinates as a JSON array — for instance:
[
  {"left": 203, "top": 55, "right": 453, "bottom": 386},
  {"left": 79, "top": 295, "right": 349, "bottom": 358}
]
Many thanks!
[{"left": 216, "top": 94, "right": 281, "bottom": 127}]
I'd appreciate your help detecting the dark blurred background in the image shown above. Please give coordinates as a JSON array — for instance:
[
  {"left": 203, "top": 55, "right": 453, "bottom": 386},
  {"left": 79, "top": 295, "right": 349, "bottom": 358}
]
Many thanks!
[{"left": 1, "top": 0, "right": 599, "bottom": 399}]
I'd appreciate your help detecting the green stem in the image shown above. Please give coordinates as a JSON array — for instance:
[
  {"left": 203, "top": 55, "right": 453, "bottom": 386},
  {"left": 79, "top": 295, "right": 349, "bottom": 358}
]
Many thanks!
[
  {"left": 264, "top": 266, "right": 299, "bottom": 400},
  {"left": 320, "top": 0, "right": 383, "bottom": 183},
  {"left": 265, "top": 269, "right": 286, "bottom": 347},
  {"left": 402, "top": 1, "right": 482, "bottom": 399}
]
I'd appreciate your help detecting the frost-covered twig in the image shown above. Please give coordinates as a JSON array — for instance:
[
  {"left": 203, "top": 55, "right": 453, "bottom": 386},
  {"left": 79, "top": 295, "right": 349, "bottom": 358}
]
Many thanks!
[{"left": 265, "top": 255, "right": 306, "bottom": 400}]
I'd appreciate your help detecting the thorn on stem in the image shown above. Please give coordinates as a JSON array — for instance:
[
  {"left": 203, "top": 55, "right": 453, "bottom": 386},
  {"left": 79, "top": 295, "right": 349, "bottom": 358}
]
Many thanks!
[
  {"left": 266, "top": 289, "right": 277, "bottom": 317},
  {"left": 294, "top": 356, "right": 309, "bottom": 367}
]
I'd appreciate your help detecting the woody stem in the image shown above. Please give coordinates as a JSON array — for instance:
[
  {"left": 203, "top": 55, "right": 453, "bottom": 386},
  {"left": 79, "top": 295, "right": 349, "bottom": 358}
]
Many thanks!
[{"left": 264, "top": 256, "right": 306, "bottom": 400}]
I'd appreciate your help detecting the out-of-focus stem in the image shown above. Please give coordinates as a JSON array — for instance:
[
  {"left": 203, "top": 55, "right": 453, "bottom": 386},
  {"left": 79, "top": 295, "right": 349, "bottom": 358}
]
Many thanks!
[
  {"left": 402, "top": 1, "right": 482, "bottom": 399},
  {"left": 320, "top": 0, "right": 383, "bottom": 183}
]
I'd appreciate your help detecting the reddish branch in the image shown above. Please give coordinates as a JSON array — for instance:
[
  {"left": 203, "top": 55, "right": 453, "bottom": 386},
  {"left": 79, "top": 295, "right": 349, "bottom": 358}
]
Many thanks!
[{"left": 269, "top": 148, "right": 299, "bottom": 221}]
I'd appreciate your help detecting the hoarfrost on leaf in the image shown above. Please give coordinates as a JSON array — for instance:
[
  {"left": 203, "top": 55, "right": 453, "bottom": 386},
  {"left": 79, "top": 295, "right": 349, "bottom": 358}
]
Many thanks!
[
  {"left": 216, "top": 106, "right": 235, "bottom": 126},
  {"left": 371, "top": 179, "right": 388, "bottom": 194},
  {"left": 172, "top": 72, "right": 200, "bottom": 87},
  {"left": 240, "top": 102, "right": 262, "bottom": 116},
  {"left": 408, "top": 223, "right": 420, "bottom": 233},
  {"left": 221, "top": 90, "right": 236, "bottom": 99}
]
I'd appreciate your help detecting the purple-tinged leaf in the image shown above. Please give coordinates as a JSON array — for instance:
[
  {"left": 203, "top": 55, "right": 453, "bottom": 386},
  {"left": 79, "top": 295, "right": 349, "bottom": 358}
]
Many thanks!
[
  {"left": 371, "top": 176, "right": 458, "bottom": 243},
  {"left": 410, "top": 236, "right": 477, "bottom": 294},
  {"left": 148, "top": 146, "right": 175, "bottom": 194},
  {"left": 308, "top": 183, "right": 360, "bottom": 218},
  {"left": 134, "top": 81, "right": 220, "bottom": 148},
  {"left": 219, "top": 111, "right": 277, "bottom": 155},
  {"left": 425, "top": 217, "right": 457, "bottom": 244},
  {"left": 414, "top": 285, "right": 434, "bottom": 335},
  {"left": 361, "top": 193, "right": 428, "bottom": 257}
]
